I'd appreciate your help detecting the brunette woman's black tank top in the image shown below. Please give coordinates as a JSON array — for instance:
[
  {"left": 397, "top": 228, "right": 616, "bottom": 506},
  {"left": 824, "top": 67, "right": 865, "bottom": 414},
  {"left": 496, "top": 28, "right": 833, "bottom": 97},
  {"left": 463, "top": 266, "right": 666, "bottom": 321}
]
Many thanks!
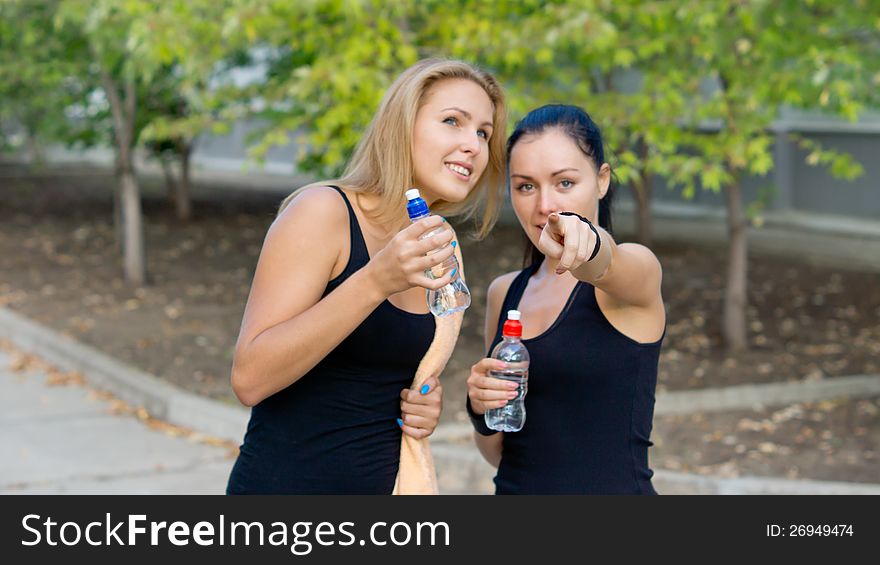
[{"left": 489, "top": 259, "right": 663, "bottom": 494}]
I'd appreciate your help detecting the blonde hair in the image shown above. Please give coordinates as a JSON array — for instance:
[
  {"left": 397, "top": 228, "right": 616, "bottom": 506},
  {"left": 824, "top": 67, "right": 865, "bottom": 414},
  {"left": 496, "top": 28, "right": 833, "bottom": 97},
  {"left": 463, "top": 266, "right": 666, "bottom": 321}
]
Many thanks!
[{"left": 278, "top": 58, "right": 507, "bottom": 239}]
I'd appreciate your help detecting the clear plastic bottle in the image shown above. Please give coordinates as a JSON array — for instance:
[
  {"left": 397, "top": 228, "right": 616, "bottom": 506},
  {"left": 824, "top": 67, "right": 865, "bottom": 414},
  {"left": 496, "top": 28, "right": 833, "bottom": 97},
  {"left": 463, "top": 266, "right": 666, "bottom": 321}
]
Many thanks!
[
  {"left": 485, "top": 310, "right": 530, "bottom": 432},
  {"left": 405, "top": 188, "right": 471, "bottom": 317}
]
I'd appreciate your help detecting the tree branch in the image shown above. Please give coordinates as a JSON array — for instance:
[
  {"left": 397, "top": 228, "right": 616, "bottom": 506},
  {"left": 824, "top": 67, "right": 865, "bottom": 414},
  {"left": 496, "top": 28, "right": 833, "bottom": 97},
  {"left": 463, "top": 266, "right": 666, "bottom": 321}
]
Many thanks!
[{"left": 124, "top": 76, "right": 136, "bottom": 148}]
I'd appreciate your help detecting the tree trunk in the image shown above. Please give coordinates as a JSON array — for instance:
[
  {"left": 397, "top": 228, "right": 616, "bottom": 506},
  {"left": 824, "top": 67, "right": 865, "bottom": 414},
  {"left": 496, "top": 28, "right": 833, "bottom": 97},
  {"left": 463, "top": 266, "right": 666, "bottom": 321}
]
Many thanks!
[
  {"left": 112, "top": 153, "right": 124, "bottom": 253},
  {"left": 100, "top": 67, "right": 145, "bottom": 284},
  {"left": 723, "top": 179, "right": 748, "bottom": 351},
  {"left": 175, "top": 141, "right": 192, "bottom": 221},
  {"left": 632, "top": 138, "right": 654, "bottom": 247},
  {"left": 24, "top": 126, "right": 43, "bottom": 168},
  {"left": 160, "top": 152, "right": 177, "bottom": 205},
  {"left": 633, "top": 172, "right": 654, "bottom": 248},
  {"left": 120, "top": 161, "right": 146, "bottom": 285}
]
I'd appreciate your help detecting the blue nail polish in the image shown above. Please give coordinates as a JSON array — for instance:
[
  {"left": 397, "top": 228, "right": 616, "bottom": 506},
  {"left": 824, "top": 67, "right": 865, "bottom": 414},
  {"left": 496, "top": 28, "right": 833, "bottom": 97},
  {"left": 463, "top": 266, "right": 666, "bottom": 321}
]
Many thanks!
[
  {"left": 420, "top": 384, "right": 430, "bottom": 395},
  {"left": 396, "top": 418, "right": 404, "bottom": 427},
  {"left": 450, "top": 268, "right": 457, "bottom": 278},
  {"left": 441, "top": 217, "right": 446, "bottom": 223},
  {"left": 451, "top": 241, "right": 457, "bottom": 248}
]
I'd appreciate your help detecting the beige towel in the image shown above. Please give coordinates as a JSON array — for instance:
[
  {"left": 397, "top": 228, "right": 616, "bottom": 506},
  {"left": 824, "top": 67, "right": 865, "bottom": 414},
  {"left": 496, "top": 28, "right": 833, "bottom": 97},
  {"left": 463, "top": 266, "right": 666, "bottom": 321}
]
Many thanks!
[{"left": 393, "top": 241, "right": 465, "bottom": 495}]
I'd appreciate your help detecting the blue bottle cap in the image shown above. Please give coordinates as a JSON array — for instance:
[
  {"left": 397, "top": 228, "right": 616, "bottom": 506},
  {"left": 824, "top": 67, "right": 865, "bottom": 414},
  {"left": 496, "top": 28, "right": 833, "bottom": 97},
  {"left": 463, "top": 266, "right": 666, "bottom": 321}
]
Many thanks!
[{"left": 406, "top": 188, "right": 430, "bottom": 220}]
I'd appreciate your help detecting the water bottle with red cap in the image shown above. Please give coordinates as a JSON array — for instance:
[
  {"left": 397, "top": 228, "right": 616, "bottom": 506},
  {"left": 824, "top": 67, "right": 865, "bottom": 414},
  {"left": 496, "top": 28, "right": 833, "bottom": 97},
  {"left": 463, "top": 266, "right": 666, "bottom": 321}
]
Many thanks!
[{"left": 485, "top": 309, "right": 530, "bottom": 432}]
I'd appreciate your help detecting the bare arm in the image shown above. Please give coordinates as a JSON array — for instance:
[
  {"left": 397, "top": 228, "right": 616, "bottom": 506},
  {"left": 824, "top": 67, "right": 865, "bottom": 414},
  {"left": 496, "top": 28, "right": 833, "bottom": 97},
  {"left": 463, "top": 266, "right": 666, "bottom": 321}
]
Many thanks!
[
  {"left": 231, "top": 187, "right": 456, "bottom": 407},
  {"left": 579, "top": 234, "right": 663, "bottom": 311},
  {"left": 544, "top": 213, "right": 663, "bottom": 310},
  {"left": 474, "top": 426, "right": 504, "bottom": 468}
]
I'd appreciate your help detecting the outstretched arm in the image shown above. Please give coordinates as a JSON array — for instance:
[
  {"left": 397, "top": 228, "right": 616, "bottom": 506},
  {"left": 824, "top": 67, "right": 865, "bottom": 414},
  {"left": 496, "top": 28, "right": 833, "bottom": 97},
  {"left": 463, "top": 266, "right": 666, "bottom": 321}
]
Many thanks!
[{"left": 542, "top": 212, "right": 663, "bottom": 310}]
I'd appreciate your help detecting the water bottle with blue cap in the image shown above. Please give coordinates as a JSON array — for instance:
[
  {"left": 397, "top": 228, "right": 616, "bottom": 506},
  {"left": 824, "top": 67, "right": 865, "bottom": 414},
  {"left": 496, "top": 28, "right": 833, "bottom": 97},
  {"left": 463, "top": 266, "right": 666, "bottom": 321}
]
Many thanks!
[{"left": 405, "top": 188, "right": 471, "bottom": 317}]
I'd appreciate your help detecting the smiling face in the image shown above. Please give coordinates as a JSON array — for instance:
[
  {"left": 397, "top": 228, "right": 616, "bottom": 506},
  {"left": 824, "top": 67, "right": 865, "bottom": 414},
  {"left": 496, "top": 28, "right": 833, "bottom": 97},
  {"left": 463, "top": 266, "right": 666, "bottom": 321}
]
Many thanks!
[
  {"left": 411, "top": 78, "right": 495, "bottom": 206},
  {"left": 508, "top": 127, "right": 610, "bottom": 248}
]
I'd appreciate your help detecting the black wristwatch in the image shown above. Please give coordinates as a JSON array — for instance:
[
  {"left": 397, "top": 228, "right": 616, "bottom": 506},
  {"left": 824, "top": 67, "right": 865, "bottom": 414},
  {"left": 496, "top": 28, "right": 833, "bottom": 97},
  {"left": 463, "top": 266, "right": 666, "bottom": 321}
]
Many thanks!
[
  {"left": 466, "top": 397, "right": 498, "bottom": 436},
  {"left": 557, "top": 211, "right": 602, "bottom": 261}
]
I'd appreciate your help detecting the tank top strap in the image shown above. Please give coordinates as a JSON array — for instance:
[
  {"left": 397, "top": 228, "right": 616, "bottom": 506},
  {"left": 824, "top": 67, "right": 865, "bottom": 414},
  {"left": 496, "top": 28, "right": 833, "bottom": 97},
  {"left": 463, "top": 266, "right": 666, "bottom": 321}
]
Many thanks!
[
  {"left": 579, "top": 279, "right": 600, "bottom": 309},
  {"left": 327, "top": 185, "right": 370, "bottom": 271},
  {"left": 490, "top": 260, "right": 542, "bottom": 349}
]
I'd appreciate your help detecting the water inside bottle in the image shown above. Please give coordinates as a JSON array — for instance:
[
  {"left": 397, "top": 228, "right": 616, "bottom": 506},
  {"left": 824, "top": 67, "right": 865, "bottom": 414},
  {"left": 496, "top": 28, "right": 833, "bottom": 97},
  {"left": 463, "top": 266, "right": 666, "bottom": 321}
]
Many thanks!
[
  {"left": 484, "top": 368, "right": 528, "bottom": 432},
  {"left": 488, "top": 369, "right": 528, "bottom": 400},
  {"left": 427, "top": 281, "right": 470, "bottom": 316}
]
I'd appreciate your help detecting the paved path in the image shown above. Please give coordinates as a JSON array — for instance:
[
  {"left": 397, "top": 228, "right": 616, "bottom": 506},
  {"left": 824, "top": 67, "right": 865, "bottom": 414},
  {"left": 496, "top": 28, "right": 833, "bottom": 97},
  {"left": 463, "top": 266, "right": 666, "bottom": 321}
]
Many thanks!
[{"left": 0, "top": 350, "right": 234, "bottom": 494}]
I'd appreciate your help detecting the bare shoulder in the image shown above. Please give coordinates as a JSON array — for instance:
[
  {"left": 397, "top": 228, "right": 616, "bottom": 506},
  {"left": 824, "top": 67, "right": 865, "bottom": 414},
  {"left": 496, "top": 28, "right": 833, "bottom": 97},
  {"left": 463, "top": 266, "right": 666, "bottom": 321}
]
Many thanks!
[
  {"left": 596, "top": 240, "right": 665, "bottom": 319},
  {"left": 483, "top": 270, "right": 520, "bottom": 350},
  {"left": 272, "top": 185, "right": 349, "bottom": 234},
  {"left": 487, "top": 270, "right": 520, "bottom": 304},
  {"left": 258, "top": 185, "right": 349, "bottom": 279},
  {"left": 616, "top": 242, "right": 662, "bottom": 276},
  {"left": 617, "top": 242, "right": 660, "bottom": 262}
]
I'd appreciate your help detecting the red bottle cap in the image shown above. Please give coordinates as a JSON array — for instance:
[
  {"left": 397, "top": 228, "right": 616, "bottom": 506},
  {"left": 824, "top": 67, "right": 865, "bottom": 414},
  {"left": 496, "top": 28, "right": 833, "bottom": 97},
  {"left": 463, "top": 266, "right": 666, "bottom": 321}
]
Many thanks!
[{"left": 502, "top": 310, "right": 522, "bottom": 338}]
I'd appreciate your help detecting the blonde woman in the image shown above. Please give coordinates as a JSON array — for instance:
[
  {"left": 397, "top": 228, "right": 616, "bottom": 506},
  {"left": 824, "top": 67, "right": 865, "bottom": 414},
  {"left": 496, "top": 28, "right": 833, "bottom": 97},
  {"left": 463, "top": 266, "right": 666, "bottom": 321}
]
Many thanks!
[{"left": 226, "top": 59, "right": 507, "bottom": 494}]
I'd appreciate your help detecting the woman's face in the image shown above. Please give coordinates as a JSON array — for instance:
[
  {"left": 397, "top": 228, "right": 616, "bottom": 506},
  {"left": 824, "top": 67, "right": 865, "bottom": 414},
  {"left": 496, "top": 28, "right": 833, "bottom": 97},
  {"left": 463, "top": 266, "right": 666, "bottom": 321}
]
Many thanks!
[
  {"left": 411, "top": 78, "right": 495, "bottom": 205},
  {"left": 508, "top": 128, "right": 610, "bottom": 249}
]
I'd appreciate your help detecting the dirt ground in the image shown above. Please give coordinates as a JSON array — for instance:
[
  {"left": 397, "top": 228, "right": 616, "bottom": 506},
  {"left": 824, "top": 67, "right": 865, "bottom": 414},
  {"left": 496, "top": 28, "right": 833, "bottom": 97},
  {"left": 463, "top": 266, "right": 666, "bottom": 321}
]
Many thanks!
[
  {"left": 652, "top": 396, "right": 880, "bottom": 483},
  {"left": 2, "top": 163, "right": 878, "bottom": 483}
]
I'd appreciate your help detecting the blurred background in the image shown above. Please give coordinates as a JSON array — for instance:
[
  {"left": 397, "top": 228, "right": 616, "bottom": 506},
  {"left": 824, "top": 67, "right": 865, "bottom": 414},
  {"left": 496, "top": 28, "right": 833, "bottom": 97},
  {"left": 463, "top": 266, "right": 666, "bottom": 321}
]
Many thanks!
[{"left": 1, "top": 0, "right": 878, "bottom": 493}]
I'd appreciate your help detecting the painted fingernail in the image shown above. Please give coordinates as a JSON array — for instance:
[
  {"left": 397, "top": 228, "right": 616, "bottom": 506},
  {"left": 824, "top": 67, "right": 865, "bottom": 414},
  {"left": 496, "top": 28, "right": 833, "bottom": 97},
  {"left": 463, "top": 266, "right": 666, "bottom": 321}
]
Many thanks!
[
  {"left": 508, "top": 391, "right": 518, "bottom": 398},
  {"left": 451, "top": 241, "right": 457, "bottom": 248},
  {"left": 450, "top": 268, "right": 457, "bottom": 278},
  {"left": 441, "top": 217, "right": 446, "bottom": 223},
  {"left": 420, "top": 384, "right": 430, "bottom": 395},
  {"left": 556, "top": 268, "right": 565, "bottom": 275},
  {"left": 396, "top": 418, "right": 404, "bottom": 427}
]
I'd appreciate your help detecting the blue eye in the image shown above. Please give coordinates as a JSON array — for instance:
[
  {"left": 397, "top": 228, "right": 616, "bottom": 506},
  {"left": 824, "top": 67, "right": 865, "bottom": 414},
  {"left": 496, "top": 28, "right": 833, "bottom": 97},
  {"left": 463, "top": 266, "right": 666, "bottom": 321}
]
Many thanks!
[
  {"left": 477, "top": 129, "right": 489, "bottom": 140},
  {"left": 560, "top": 180, "right": 574, "bottom": 188},
  {"left": 516, "top": 183, "right": 535, "bottom": 192},
  {"left": 443, "top": 117, "right": 459, "bottom": 126}
]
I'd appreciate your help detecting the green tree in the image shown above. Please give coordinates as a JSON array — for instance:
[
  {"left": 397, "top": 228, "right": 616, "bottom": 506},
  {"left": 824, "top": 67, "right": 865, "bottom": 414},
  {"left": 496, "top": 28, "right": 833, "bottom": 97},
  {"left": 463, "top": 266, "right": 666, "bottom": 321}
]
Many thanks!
[
  {"left": 129, "top": 0, "right": 422, "bottom": 177},
  {"left": 53, "top": 0, "right": 152, "bottom": 284},
  {"left": 0, "top": 0, "right": 90, "bottom": 163},
  {"left": 140, "top": 70, "right": 196, "bottom": 221},
  {"left": 594, "top": 0, "right": 694, "bottom": 248},
  {"left": 124, "top": 0, "right": 255, "bottom": 221},
  {"left": 425, "top": 0, "right": 875, "bottom": 352},
  {"left": 650, "top": 0, "right": 873, "bottom": 350}
]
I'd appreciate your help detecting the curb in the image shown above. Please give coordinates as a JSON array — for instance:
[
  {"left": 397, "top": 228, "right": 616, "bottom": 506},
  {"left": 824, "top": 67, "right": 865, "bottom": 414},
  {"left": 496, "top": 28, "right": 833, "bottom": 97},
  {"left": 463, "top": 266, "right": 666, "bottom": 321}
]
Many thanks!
[
  {"left": 652, "top": 470, "right": 880, "bottom": 495},
  {"left": 0, "top": 307, "right": 249, "bottom": 444},
  {"left": 655, "top": 375, "right": 880, "bottom": 415}
]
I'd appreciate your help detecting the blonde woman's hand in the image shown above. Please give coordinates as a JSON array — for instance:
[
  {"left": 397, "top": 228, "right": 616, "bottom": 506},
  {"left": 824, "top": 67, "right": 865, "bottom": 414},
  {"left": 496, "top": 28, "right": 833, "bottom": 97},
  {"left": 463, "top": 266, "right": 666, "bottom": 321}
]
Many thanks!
[
  {"left": 398, "top": 376, "right": 443, "bottom": 439},
  {"left": 365, "top": 215, "right": 457, "bottom": 298},
  {"left": 467, "top": 358, "right": 518, "bottom": 415}
]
